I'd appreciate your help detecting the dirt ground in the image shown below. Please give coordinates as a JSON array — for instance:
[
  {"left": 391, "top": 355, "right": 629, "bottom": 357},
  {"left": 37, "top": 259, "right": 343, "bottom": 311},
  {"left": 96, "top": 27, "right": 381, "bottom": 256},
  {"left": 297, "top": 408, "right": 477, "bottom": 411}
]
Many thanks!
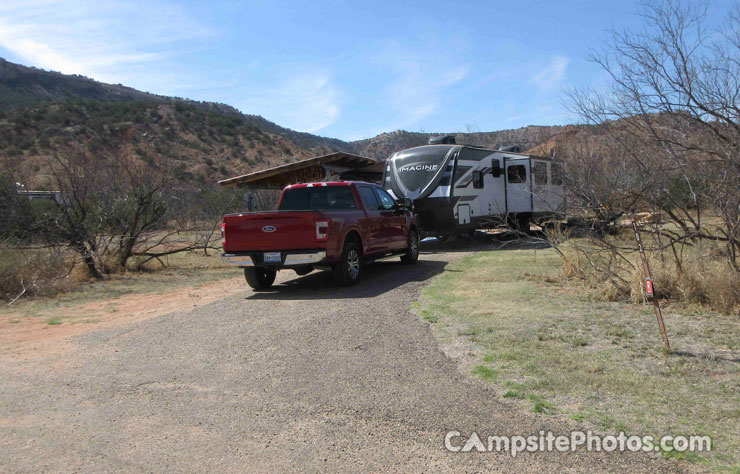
[
  {"left": 0, "top": 277, "right": 244, "bottom": 363},
  {"left": 0, "top": 243, "right": 693, "bottom": 473}
]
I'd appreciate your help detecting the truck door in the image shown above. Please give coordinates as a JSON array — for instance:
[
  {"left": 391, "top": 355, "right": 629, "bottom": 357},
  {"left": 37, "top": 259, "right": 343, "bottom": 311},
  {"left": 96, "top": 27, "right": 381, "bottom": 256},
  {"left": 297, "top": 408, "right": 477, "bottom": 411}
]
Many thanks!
[
  {"left": 505, "top": 159, "right": 532, "bottom": 214},
  {"left": 357, "top": 185, "right": 384, "bottom": 254},
  {"left": 374, "top": 188, "right": 407, "bottom": 250}
]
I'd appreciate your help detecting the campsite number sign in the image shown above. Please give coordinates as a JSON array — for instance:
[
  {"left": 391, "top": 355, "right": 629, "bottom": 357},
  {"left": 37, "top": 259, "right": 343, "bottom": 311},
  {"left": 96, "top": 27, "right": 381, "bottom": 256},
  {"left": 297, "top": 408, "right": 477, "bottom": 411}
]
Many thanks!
[{"left": 631, "top": 218, "right": 670, "bottom": 350}]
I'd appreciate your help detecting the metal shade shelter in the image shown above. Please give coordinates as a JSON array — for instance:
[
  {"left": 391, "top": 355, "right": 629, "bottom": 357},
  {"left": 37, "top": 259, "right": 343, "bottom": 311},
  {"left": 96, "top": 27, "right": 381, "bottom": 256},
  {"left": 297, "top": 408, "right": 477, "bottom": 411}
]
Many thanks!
[{"left": 218, "top": 152, "right": 383, "bottom": 189}]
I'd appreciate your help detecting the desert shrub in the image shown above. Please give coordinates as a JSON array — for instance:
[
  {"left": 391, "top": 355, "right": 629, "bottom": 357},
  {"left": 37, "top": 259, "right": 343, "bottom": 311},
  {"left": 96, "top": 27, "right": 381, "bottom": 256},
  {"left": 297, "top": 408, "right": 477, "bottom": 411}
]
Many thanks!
[
  {"left": 0, "top": 247, "right": 74, "bottom": 301},
  {"left": 564, "top": 237, "right": 740, "bottom": 315}
]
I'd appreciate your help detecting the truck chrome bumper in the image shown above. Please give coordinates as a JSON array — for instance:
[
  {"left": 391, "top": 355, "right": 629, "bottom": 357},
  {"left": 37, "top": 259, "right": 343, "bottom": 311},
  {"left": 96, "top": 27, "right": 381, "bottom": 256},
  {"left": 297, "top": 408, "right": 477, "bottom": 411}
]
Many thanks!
[{"left": 221, "top": 251, "right": 326, "bottom": 267}]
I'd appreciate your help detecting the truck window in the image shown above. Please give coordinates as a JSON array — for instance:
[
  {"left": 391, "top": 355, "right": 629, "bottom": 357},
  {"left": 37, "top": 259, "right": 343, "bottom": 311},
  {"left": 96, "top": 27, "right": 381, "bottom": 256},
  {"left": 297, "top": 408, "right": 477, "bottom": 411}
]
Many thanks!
[
  {"left": 358, "top": 186, "right": 380, "bottom": 210},
  {"left": 279, "top": 187, "right": 358, "bottom": 211},
  {"left": 533, "top": 162, "right": 548, "bottom": 185},
  {"left": 374, "top": 188, "right": 396, "bottom": 210},
  {"left": 507, "top": 165, "right": 527, "bottom": 184}
]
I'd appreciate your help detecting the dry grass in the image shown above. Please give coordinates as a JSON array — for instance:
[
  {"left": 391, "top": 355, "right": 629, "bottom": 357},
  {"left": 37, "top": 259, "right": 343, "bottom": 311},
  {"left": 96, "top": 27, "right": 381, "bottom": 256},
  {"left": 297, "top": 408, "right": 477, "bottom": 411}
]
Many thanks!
[
  {"left": 559, "top": 235, "right": 740, "bottom": 316},
  {"left": 0, "top": 242, "right": 235, "bottom": 317},
  {"left": 0, "top": 230, "right": 226, "bottom": 305},
  {"left": 0, "top": 246, "right": 76, "bottom": 301},
  {"left": 420, "top": 247, "right": 740, "bottom": 471}
]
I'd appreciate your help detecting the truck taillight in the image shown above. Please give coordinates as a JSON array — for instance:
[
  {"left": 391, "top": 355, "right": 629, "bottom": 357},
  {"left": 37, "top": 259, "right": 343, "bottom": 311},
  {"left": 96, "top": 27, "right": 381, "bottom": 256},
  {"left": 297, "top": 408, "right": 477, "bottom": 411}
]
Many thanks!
[
  {"left": 221, "top": 222, "right": 226, "bottom": 247},
  {"left": 315, "top": 221, "right": 329, "bottom": 241}
]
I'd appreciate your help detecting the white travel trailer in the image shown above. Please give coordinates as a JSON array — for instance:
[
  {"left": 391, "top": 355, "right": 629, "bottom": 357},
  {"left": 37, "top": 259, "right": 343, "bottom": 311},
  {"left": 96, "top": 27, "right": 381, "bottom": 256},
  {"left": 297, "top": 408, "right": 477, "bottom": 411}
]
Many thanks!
[{"left": 382, "top": 136, "right": 565, "bottom": 235}]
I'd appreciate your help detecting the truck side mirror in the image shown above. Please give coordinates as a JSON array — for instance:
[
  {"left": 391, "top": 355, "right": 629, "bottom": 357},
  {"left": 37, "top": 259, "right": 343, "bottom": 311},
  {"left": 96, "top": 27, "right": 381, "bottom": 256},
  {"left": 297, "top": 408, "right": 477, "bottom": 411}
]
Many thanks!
[{"left": 491, "top": 159, "right": 502, "bottom": 178}]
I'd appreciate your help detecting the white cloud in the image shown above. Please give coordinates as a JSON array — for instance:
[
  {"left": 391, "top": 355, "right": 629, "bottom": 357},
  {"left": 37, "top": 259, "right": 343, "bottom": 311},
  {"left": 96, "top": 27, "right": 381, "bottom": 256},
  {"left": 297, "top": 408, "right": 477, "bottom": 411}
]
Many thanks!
[
  {"left": 0, "top": 0, "right": 211, "bottom": 90},
  {"left": 242, "top": 72, "right": 341, "bottom": 133},
  {"left": 374, "top": 39, "right": 470, "bottom": 130},
  {"left": 389, "top": 62, "right": 469, "bottom": 125},
  {"left": 527, "top": 55, "right": 570, "bottom": 92}
]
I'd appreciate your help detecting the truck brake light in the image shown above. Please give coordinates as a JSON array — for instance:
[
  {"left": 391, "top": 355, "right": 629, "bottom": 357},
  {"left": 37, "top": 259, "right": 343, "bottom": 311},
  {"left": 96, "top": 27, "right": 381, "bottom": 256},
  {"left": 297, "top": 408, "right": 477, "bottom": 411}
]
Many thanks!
[
  {"left": 315, "top": 221, "right": 329, "bottom": 241},
  {"left": 221, "top": 222, "right": 226, "bottom": 247}
]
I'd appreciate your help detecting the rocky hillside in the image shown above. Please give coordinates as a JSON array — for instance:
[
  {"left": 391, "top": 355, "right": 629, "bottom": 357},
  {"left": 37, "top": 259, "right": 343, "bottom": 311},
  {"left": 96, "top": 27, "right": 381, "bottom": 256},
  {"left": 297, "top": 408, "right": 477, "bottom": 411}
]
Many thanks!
[
  {"left": 0, "top": 99, "right": 313, "bottom": 188},
  {"left": 0, "top": 58, "right": 352, "bottom": 155},
  {"left": 0, "top": 58, "right": 172, "bottom": 111},
  {"left": 351, "top": 126, "right": 568, "bottom": 160},
  {"left": 0, "top": 57, "right": 574, "bottom": 188}
]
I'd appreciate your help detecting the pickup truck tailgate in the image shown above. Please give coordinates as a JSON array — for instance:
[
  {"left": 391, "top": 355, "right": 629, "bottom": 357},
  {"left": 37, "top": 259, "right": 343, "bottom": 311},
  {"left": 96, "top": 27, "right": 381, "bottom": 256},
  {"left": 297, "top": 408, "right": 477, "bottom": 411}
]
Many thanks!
[{"left": 223, "top": 211, "right": 317, "bottom": 252}]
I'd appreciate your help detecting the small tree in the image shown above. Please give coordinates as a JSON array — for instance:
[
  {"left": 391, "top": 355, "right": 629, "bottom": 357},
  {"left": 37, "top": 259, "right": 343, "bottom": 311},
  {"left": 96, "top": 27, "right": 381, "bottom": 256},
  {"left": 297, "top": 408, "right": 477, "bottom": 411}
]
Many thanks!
[
  {"left": 44, "top": 147, "right": 107, "bottom": 279},
  {"left": 566, "top": 0, "right": 740, "bottom": 272}
]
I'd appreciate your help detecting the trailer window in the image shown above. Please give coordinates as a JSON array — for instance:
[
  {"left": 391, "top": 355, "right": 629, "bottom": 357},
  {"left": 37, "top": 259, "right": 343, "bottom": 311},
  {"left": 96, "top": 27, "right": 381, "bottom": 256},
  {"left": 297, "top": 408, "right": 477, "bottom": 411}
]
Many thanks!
[
  {"left": 279, "top": 187, "right": 358, "bottom": 211},
  {"left": 551, "top": 163, "right": 564, "bottom": 186},
  {"left": 507, "top": 165, "right": 527, "bottom": 183},
  {"left": 533, "top": 162, "right": 548, "bottom": 185},
  {"left": 358, "top": 186, "right": 380, "bottom": 210},
  {"left": 472, "top": 170, "right": 484, "bottom": 189}
]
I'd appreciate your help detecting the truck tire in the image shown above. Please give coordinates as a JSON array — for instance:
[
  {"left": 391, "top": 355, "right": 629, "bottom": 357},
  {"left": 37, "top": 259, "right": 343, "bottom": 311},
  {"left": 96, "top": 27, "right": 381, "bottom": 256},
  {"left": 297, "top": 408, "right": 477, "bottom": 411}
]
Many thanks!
[
  {"left": 400, "top": 229, "right": 419, "bottom": 264},
  {"left": 244, "top": 267, "right": 277, "bottom": 290},
  {"left": 333, "top": 242, "right": 362, "bottom": 286}
]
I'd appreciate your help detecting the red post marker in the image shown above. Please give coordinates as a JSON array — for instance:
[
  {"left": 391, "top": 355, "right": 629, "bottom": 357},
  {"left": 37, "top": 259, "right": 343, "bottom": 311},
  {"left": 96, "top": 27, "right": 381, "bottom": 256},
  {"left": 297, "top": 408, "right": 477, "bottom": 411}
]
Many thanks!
[
  {"left": 645, "top": 278, "right": 654, "bottom": 298},
  {"left": 631, "top": 218, "right": 670, "bottom": 350}
]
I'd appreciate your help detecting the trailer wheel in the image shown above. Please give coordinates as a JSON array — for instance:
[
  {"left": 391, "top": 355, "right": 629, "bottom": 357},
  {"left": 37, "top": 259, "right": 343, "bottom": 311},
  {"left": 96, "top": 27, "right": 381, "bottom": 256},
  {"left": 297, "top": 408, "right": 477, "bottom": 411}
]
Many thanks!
[
  {"left": 333, "top": 242, "right": 362, "bottom": 286},
  {"left": 244, "top": 267, "right": 277, "bottom": 290},
  {"left": 401, "top": 229, "right": 419, "bottom": 264}
]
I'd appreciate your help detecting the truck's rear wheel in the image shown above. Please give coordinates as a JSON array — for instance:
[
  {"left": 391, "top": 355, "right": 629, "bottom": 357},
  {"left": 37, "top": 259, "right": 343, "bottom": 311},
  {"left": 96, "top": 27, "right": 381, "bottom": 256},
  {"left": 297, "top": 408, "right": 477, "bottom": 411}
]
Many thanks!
[
  {"left": 400, "top": 229, "right": 419, "bottom": 264},
  {"left": 244, "top": 267, "right": 277, "bottom": 290},
  {"left": 333, "top": 242, "right": 362, "bottom": 286}
]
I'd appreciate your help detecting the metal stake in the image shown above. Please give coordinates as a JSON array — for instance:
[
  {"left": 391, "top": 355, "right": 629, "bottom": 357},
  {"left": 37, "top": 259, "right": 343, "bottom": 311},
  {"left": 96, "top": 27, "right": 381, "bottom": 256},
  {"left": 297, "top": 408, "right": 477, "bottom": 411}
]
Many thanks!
[{"left": 631, "top": 218, "right": 671, "bottom": 350}]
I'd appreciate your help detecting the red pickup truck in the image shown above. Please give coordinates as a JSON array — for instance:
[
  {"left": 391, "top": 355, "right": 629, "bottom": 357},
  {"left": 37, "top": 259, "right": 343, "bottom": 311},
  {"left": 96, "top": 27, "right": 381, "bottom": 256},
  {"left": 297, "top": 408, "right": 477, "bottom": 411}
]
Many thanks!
[{"left": 221, "top": 181, "right": 420, "bottom": 289}]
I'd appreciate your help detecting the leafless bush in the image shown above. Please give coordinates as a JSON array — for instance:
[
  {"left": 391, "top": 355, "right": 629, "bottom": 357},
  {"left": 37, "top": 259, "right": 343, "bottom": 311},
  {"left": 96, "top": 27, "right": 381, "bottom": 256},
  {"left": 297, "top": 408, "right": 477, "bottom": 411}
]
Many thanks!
[
  {"left": 553, "top": 0, "right": 740, "bottom": 313},
  {"left": 0, "top": 244, "right": 76, "bottom": 303}
]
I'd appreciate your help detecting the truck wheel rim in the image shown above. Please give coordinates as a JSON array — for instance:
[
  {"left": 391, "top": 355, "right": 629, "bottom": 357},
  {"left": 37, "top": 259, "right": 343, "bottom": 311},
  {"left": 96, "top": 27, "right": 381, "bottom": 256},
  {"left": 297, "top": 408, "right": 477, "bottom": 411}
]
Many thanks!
[
  {"left": 410, "top": 233, "right": 418, "bottom": 258},
  {"left": 347, "top": 250, "right": 360, "bottom": 279}
]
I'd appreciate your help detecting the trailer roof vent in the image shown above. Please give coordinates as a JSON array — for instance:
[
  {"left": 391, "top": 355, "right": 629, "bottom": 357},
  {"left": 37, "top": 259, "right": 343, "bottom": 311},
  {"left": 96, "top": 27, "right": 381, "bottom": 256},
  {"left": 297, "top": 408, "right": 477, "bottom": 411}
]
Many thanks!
[
  {"left": 498, "top": 145, "right": 522, "bottom": 153},
  {"left": 428, "top": 135, "right": 456, "bottom": 145}
]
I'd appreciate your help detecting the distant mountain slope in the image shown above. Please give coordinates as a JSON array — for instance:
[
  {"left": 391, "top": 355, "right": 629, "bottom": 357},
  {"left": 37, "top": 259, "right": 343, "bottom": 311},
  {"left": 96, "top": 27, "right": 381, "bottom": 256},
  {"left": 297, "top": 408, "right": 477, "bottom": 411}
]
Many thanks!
[
  {"left": 350, "top": 126, "right": 567, "bottom": 160},
  {"left": 0, "top": 99, "right": 314, "bottom": 188},
  {"left": 0, "top": 57, "right": 353, "bottom": 155},
  {"left": 0, "top": 57, "right": 574, "bottom": 188},
  {"left": 0, "top": 58, "right": 172, "bottom": 110}
]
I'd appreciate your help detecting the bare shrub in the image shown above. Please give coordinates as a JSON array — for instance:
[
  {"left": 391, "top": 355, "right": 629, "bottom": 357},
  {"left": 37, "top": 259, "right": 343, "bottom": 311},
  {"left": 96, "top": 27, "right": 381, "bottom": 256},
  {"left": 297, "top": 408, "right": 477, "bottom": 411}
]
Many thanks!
[
  {"left": 0, "top": 246, "right": 75, "bottom": 302},
  {"left": 565, "top": 237, "right": 740, "bottom": 314},
  {"left": 554, "top": 0, "right": 740, "bottom": 315}
]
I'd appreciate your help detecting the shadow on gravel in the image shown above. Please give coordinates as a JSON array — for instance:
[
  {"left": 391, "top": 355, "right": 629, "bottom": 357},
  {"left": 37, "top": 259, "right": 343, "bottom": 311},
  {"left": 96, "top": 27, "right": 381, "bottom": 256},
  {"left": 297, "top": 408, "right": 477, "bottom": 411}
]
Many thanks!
[
  {"left": 245, "top": 234, "right": 549, "bottom": 300},
  {"left": 246, "top": 258, "right": 449, "bottom": 300}
]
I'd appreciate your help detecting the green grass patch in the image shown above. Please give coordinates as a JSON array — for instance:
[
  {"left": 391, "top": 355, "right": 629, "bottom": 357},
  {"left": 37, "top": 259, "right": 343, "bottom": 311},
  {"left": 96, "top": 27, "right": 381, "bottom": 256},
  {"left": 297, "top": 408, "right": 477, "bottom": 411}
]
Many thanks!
[
  {"left": 419, "top": 245, "right": 740, "bottom": 471},
  {"left": 503, "top": 390, "right": 525, "bottom": 400},
  {"left": 471, "top": 365, "right": 498, "bottom": 381},
  {"left": 46, "top": 316, "right": 62, "bottom": 325}
]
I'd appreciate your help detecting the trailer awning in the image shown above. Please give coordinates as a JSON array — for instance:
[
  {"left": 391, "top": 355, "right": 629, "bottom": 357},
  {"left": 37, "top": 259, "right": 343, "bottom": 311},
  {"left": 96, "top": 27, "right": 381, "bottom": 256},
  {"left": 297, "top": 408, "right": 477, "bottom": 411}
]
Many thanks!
[{"left": 218, "top": 152, "right": 383, "bottom": 189}]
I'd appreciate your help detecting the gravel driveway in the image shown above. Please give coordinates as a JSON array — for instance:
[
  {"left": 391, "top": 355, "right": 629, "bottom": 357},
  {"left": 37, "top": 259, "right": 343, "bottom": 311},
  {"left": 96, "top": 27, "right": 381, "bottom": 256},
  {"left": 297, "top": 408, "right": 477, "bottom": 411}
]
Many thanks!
[{"left": 1, "top": 242, "right": 689, "bottom": 473}]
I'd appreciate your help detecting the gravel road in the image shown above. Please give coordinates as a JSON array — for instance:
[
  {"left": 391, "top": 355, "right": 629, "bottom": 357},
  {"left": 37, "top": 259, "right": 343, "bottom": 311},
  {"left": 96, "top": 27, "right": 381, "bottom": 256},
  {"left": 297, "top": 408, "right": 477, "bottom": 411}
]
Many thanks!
[{"left": 1, "top": 242, "right": 690, "bottom": 473}]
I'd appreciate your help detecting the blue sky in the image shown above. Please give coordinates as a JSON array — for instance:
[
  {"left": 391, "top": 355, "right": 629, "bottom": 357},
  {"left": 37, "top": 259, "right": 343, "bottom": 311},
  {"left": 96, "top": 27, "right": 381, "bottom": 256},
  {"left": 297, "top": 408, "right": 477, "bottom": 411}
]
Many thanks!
[{"left": 0, "top": 0, "right": 731, "bottom": 141}]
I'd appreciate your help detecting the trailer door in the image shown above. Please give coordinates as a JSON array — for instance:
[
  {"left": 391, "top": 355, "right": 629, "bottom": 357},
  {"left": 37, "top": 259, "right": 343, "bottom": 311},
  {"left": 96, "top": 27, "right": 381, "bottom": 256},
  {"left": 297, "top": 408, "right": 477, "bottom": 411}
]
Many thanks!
[
  {"left": 505, "top": 158, "right": 532, "bottom": 214},
  {"left": 484, "top": 155, "right": 506, "bottom": 217},
  {"left": 531, "top": 159, "right": 550, "bottom": 213}
]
